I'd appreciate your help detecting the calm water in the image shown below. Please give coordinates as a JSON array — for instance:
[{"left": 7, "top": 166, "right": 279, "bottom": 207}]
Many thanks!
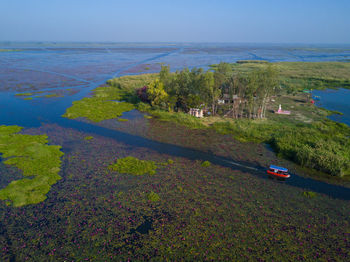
[{"left": 313, "top": 88, "right": 350, "bottom": 126}]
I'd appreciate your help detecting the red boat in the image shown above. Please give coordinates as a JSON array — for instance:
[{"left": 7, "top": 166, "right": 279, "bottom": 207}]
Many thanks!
[{"left": 267, "top": 165, "right": 290, "bottom": 179}]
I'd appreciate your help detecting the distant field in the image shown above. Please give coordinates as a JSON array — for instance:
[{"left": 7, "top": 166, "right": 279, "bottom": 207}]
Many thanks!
[
  {"left": 0, "top": 49, "right": 21, "bottom": 52},
  {"left": 226, "top": 61, "right": 350, "bottom": 90}
]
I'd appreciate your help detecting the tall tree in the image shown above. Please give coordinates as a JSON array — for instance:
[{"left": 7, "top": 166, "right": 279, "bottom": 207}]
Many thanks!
[
  {"left": 202, "top": 71, "right": 220, "bottom": 115},
  {"left": 159, "top": 64, "right": 172, "bottom": 92},
  {"left": 146, "top": 79, "right": 169, "bottom": 109}
]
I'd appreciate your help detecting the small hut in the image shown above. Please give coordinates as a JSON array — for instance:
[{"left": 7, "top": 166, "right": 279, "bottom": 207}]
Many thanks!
[{"left": 189, "top": 108, "right": 204, "bottom": 118}]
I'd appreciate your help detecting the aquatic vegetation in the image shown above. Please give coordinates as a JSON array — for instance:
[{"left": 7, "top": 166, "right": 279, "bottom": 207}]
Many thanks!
[
  {"left": 0, "top": 49, "right": 21, "bottom": 52},
  {"left": 62, "top": 74, "right": 157, "bottom": 122},
  {"left": 44, "top": 93, "right": 62, "bottom": 98},
  {"left": 84, "top": 136, "right": 94, "bottom": 140},
  {"left": 117, "top": 118, "right": 128, "bottom": 122},
  {"left": 201, "top": 161, "right": 211, "bottom": 167},
  {"left": 0, "top": 123, "right": 349, "bottom": 261},
  {"left": 23, "top": 97, "right": 33, "bottom": 100},
  {"left": 0, "top": 125, "right": 64, "bottom": 207},
  {"left": 63, "top": 97, "right": 135, "bottom": 122},
  {"left": 15, "top": 92, "right": 33, "bottom": 96},
  {"left": 147, "top": 191, "right": 160, "bottom": 202},
  {"left": 303, "top": 191, "right": 317, "bottom": 198},
  {"left": 108, "top": 156, "right": 157, "bottom": 175}
]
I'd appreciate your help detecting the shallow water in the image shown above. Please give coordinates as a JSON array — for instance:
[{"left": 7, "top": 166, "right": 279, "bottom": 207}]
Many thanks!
[
  {"left": 1, "top": 43, "right": 350, "bottom": 260},
  {"left": 313, "top": 88, "right": 350, "bottom": 126}
]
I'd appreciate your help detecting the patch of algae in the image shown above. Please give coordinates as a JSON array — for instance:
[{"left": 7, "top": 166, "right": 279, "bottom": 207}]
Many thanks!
[
  {"left": 63, "top": 97, "right": 134, "bottom": 122},
  {"left": 63, "top": 85, "right": 135, "bottom": 122},
  {"left": 0, "top": 125, "right": 64, "bottom": 207},
  {"left": 147, "top": 191, "right": 160, "bottom": 202},
  {"left": 108, "top": 156, "right": 157, "bottom": 176}
]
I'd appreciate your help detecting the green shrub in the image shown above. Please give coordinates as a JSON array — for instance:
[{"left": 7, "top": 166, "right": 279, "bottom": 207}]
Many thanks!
[{"left": 137, "top": 102, "right": 152, "bottom": 112}]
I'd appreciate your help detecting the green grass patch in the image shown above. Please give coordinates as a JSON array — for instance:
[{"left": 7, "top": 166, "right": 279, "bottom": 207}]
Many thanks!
[
  {"left": 226, "top": 61, "right": 350, "bottom": 91},
  {"left": 108, "top": 156, "right": 157, "bottom": 176},
  {"left": 0, "top": 125, "right": 64, "bottom": 207},
  {"left": 150, "top": 110, "right": 206, "bottom": 129}
]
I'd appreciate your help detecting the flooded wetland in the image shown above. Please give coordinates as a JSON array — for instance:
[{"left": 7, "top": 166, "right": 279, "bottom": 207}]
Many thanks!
[{"left": 0, "top": 43, "right": 350, "bottom": 261}]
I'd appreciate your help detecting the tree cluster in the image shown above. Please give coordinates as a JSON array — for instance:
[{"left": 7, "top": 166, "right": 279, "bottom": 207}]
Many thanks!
[{"left": 137, "top": 62, "right": 279, "bottom": 119}]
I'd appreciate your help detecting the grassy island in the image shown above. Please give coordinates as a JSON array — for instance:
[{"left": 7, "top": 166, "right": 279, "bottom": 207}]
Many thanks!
[
  {"left": 63, "top": 61, "right": 350, "bottom": 178},
  {"left": 0, "top": 125, "right": 64, "bottom": 207}
]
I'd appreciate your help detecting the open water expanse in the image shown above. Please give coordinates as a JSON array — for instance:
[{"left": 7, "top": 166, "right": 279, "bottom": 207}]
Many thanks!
[
  {"left": 0, "top": 43, "right": 350, "bottom": 261},
  {"left": 313, "top": 88, "right": 350, "bottom": 126}
]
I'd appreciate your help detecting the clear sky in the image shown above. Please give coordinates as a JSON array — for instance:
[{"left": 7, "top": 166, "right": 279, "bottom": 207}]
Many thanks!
[{"left": 1, "top": 0, "right": 349, "bottom": 43}]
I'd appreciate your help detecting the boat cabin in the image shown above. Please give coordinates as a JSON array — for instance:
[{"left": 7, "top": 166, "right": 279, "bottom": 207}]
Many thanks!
[{"left": 267, "top": 165, "right": 290, "bottom": 179}]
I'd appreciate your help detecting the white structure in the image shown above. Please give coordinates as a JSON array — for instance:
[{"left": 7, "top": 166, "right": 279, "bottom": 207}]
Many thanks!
[
  {"left": 275, "top": 104, "right": 291, "bottom": 115},
  {"left": 189, "top": 108, "right": 203, "bottom": 118}
]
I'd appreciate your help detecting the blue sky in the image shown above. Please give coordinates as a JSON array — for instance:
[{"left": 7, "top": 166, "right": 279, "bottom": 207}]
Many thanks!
[{"left": 1, "top": 0, "right": 349, "bottom": 43}]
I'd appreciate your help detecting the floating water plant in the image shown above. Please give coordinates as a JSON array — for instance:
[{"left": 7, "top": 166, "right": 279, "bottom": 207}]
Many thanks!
[
  {"left": 147, "top": 191, "right": 160, "bottom": 202},
  {"left": 108, "top": 156, "right": 157, "bottom": 175},
  {"left": 0, "top": 125, "right": 64, "bottom": 207},
  {"left": 84, "top": 136, "right": 94, "bottom": 140},
  {"left": 201, "top": 161, "right": 211, "bottom": 167},
  {"left": 63, "top": 97, "right": 134, "bottom": 122},
  {"left": 15, "top": 92, "right": 33, "bottom": 96},
  {"left": 117, "top": 118, "right": 128, "bottom": 122},
  {"left": 303, "top": 191, "right": 317, "bottom": 198},
  {"left": 44, "top": 93, "right": 62, "bottom": 98}
]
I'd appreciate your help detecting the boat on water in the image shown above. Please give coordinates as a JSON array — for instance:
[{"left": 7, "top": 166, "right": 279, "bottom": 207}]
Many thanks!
[{"left": 267, "top": 165, "right": 290, "bottom": 179}]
